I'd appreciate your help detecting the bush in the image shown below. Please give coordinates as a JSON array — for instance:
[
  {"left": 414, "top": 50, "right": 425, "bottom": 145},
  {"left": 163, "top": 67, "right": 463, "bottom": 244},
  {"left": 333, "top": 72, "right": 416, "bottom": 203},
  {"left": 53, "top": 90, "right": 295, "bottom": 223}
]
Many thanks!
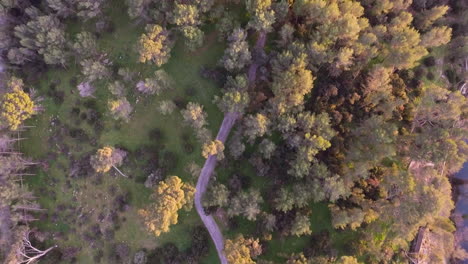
[
  {"left": 426, "top": 71, "right": 435, "bottom": 80},
  {"left": 148, "top": 128, "right": 165, "bottom": 141},
  {"left": 71, "top": 107, "right": 80, "bottom": 117},
  {"left": 184, "top": 142, "right": 194, "bottom": 154},
  {"left": 423, "top": 56, "right": 436, "bottom": 67},
  {"left": 413, "top": 67, "right": 426, "bottom": 80},
  {"left": 161, "top": 151, "right": 179, "bottom": 170}
]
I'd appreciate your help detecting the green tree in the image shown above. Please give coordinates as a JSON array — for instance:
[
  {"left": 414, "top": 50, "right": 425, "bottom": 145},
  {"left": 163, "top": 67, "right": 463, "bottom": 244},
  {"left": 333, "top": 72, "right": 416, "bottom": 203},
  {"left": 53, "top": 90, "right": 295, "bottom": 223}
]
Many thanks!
[
  {"left": 72, "top": 31, "right": 98, "bottom": 59},
  {"left": 203, "top": 182, "right": 229, "bottom": 208},
  {"left": 290, "top": 212, "right": 312, "bottom": 236},
  {"left": 180, "top": 26, "right": 204, "bottom": 51},
  {"left": 243, "top": 113, "right": 270, "bottom": 143},
  {"left": 420, "top": 26, "right": 452, "bottom": 48},
  {"left": 158, "top": 100, "right": 176, "bottom": 115},
  {"left": 138, "top": 176, "right": 195, "bottom": 236},
  {"left": 344, "top": 116, "right": 397, "bottom": 181},
  {"left": 228, "top": 189, "right": 263, "bottom": 221},
  {"left": 258, "top": 139, "right": 276, "bottom": 159},
  {"left": 181, "top": 102, "right": 208, "bottom": 129},
  {"left": 215, "top": 76, "right": 250, "bottom": 113},
  {"left": 384, "top": 16, "right": 428, "bottom": 69},
  {"left": 136, "top": 70, "right": 173, "bottom": 95},
  {"left": 336, "top": 256, "right": 361, "bottom": 264},
  {"left": 108, "top": 81, "right": 125, "bottom": 97},
  {"left": 246, "top": 0, "right": 275, "bottom": 32},
  {"left": 221, "top": 28, "right": 252, "bottom": 72},
  {"left": 13, "top": 15, "right": 68, "bottom": 65},
  {"left": 270, "top": 49, "right": 314, "bottom": 114},
  {"left": 414, "top": 5, "right": 449, "bottom": 30},
  {"left": 80, "top": 57, "right": 111, "bottom": 82}
]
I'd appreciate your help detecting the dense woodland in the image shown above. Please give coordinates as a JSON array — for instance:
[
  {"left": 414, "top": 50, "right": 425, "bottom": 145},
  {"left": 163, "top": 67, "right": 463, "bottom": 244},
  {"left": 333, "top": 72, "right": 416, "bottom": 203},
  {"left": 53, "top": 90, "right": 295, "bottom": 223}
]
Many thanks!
[{"left": 0, "top": 0, "right": 467, "bottom": 263}]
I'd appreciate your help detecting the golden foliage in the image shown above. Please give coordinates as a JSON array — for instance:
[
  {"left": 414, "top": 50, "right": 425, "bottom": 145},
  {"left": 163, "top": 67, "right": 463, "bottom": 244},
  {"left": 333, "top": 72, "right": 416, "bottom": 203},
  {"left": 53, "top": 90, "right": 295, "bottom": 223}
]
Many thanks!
[
  {"left": 201, "top": 140, "right": 224, "bottom": 159},
  {"left": 90, "top": 146, "right": 114, "bottom": 173},
  {"left": 139, "top": 176, "right": 195, "bottom": 236},
  {"left": 224, "top": 235, "right": 261, "bottom": 264},
  {"left": 138, "top": 25, "right": 171, "bottom": 66},
  {"left": 0, "top": 78, "right": 35, "bottom": 131}
]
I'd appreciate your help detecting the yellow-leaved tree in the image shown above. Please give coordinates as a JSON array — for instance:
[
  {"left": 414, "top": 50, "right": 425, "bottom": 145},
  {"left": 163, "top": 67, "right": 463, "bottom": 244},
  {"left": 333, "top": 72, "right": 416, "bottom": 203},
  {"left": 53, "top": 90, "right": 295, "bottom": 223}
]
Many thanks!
[
  {"left": 0, "top": 77, "right": 35, "bottom": 131},
  {"left": 202, "top": 140, "right": 224, "bottom": 160},
  {"left": 138, "top": 24, "right": 172, "bottom": 66},
  {"left": 90, "top": 146, "right": 127, "bottom": 177},
  {"left": 139, "top": 176, "right": 195, "bottom": 236},
  {"left": 224, "top": 235, "right": 262, "bottom": 264}
]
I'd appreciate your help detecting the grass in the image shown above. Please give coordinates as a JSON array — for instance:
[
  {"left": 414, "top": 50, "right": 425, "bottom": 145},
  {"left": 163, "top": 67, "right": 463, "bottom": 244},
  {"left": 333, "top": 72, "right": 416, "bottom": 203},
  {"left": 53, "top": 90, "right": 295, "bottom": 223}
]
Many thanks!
[{"left": 20, "top": 1, "right": 226, "bottom": 263}]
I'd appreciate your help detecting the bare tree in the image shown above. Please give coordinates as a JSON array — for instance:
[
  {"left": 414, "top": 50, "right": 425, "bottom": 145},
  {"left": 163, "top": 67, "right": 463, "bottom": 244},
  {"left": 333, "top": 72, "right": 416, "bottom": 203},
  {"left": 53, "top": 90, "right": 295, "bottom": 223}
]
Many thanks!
[{"left": 17, "top": 230, "right": 57, "bottom": 264}]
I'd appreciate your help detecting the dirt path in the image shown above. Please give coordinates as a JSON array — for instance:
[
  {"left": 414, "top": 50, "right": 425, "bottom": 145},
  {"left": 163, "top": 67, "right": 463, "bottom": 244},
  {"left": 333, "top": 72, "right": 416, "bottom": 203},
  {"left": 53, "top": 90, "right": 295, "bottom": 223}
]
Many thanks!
[{"left": 194, "top": 31, "right": 267, "bottom": 264}]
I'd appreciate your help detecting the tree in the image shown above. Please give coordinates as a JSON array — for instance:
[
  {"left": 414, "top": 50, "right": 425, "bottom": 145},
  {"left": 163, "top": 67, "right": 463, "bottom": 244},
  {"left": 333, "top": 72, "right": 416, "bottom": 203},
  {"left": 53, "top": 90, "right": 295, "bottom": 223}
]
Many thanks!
[
  {"left": 80, "top": 57, "right": 111, "bottom": 82},
  {"left": 414, "top": 5, "right": 449, "bottom": 30},
  {"left": 180, "top": 26, "right": 204, "bottom": 51},
  {"left": 181, "top": 102, "right": 208, "bottom": 129},
  {"left": 290, "top": 213, "right": 311, "bottom": 236},
  {"left": 221, "top": 28, "right": 252, "bottom": 72},
  {"left": 77, "top": 82, "right": 95, "bottom": 97},
  {"left": 138, "top": 24, "right": 172, "bottom": 66},
  {"left": 203, "top": 182, "right": 229, "bottom": 208},
  {"left": 362, "top": 65, "right": 405, "bottom": 119},
  {"left": 228, "top": 129, "right": 245, "bottom": 159},
  {"left": 384, "top": 16, "right": 428, "bottom": 69},
  {"left": 90, "top": 146, "right": 128, "bottom": 177},
  {"left": 73, "top": 31, "right": 98, "bottom": 58},
  {"left": 136, "top": 70, "right": 173, "bottom": 95},
  {"left": 224, "top": 235, "right": 261, "bottom": 264},
  {"left": 0, "top": 78, "right": 36, "bottom": 131},
  {"left": 246, "top": 0, "right": 275, "bottom": 32},
  {"left": 243, "top": 113, "right": 270, "bottom": 143},
  {"left": 108, "top": 97, "right": 133, "bottom": 122},
  {"left": 107, "top": 81, "right": 125, "bottom": 97},
  {"left": 202, "top": 140, "right": 224, "bottom": 160},
  {"left": 158, "top": 100, "right": 176, "bottom": 115},
  {"left": 227, "top": 189, "right": 263, "bottom": 220},
  {"left": 215, "top": 10, "right": 240, "bottom": 41},
  {"left": 420, "top": 26, "right": 452, "bottom": 48},
  {"left": 279, "top": 112, "right": 336, "bottom": 178},
  {"left": 125, "top": 0, "right": 151, "bottom": 19},
  {"left": 214, "top": 75, "right": 250, "bottom": 113},
  {"left": 13, "top": 15, "right": 68, "bottom": 65},
  {"left": 258, "top": 139, "right": 276, "bottom": 159},
  {"left": 4, "top": 227, "right": 57, "bottom": 264},
  {"left": 409, "top": 85, "right": 467, "bottom": 170},
  {"left": 270, "top": 50, "right": 314, "bottom": 114},
  {"left": 46, "top": 0, "right": 105, "bottom": 20},
  {"left": 344, "top": 116, "right": 397, "bottom": 181},
  {"left": 286, "top": 253, "right": 309, "bottom": 264},
  {"left": 172, "top": 4, "right": 200, "bottom": 26},
  {"left": 138, "top": 176, "right": 195, "bottom": 236},
  {"left": 336, "top": 256, "right": 361, "bottom": 264}
]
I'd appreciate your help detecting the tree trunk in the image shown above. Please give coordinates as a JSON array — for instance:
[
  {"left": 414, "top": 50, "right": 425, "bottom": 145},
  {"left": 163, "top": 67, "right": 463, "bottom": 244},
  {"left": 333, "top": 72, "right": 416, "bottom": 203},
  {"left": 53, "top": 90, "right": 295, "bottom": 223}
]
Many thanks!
[{"left": 112, "top": 165, "right": 128, "bottom": 178}]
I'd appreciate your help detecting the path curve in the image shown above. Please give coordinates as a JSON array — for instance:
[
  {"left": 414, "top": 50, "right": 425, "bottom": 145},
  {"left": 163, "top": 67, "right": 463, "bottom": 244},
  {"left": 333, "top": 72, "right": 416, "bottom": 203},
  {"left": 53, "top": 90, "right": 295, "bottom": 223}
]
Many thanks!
[{"left": 194, "top": 31, "right": 267, "bottom": 264}]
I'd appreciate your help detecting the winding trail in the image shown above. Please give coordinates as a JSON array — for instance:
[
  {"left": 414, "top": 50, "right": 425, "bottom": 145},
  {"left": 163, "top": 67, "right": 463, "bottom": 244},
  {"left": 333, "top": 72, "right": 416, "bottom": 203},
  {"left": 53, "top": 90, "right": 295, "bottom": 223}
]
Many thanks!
[{"left": 194, "top": 31, "right": 267, "bottom": 264}]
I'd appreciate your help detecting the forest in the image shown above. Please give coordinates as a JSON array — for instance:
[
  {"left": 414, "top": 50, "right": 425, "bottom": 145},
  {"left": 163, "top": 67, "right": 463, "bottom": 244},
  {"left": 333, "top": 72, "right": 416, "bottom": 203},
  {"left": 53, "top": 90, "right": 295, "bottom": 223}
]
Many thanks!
[{"left": 0, "top": 0, "right": 467, "bottom": 263}]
